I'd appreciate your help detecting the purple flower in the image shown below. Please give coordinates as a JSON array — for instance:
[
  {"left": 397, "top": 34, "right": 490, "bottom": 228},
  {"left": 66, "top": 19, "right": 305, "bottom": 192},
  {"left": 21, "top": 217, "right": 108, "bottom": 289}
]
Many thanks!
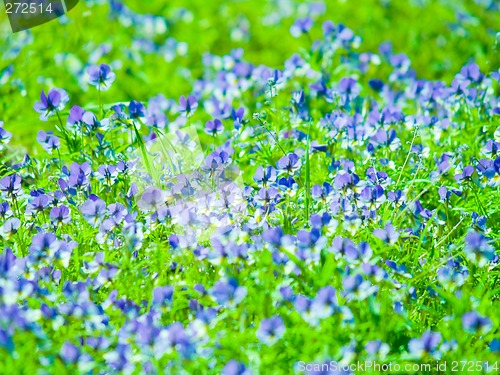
[
  {"left": 33, "top": 88, "right": 69, "bottom": 121},
  {"left": 37, "top": 131, "right": 60, "bottom": 154},
  {"left": 104, "top": 343, "right": 133, "bottom": 372},
  {"left": 0, "top": 121, "right": 12, "bottom": 150},
  {"left": 80, "top": 198, "right": 107, "bottom": 226},
  {"left": 338, "top": 77, "right": 360, "bottom": 106},
  {"left": 97, "top": 165, "right": 118, "bottom": 186},
  {"left": 279, "top": 285, "right": 294, "bottom": 302},
  {"left": 310, "top": 212, "right": 333, "bottom": 229},
  {"left": 389, "top": 53, "right": 411, "bottom": 72},
  {"left": 464, "top": 231, "right": 495, "bottom": 267},
  {"left": 342, "top": 273, "right": 377, "bottom": 300},
  {"left": 205, "top": 119, "right": 224, "bottom": 136},
  {"left": 254, "top": 187, "right": 280, "bottom": 207},
  {"left": 311, "top": 286, "right": 338, "bottom": 320},
  {"left": 222, "top": 360, "right": 252, "bottom": 375},
  {"left": 338, "top": 77, "right": 360, "bottom": 96},
  {"left": 256, "top": 316, "right": 285, "bottom": 345},
  {"left": 152, "top": 286, "right": 174, "bottom": 307},
  {"left": 458, "top": 62, "right": 483, "bottom": 84},
  {"left": 68, "top": 105, "right": 85, "bottom": 127},
  {"left": 0, "top": 174, "right": 22, "bottom": 198},
  {"left": 310, "top": 78, "right": 334, "bottom": 101},
  {"left": 137, "top": 187, "right": 167, "bottom": 212},
  {"left": 365, "top": 340, "right": 390, "bottom": 359},
  {"left": 1, "top": 218, "right": 21, "bottom": 239},
  {"left": 30, "top": 232, "right": 57, "bottom": 252},
  {"left": 145, "top": 111, "right": 168, "bottom": 129},
  {"left": 253, "top": 166, "right": 277, "bottom": 187},
  {"left": 276, "top": 153, "right": 301, "bottom": 174},
  {"left": 25, "top": 194, "right": 51, "bottom": 216},
  {"left": 311, "top": 182, "right": 333, "bottom": 201},
  {"left": 370, "top": 128, "right": 400, "bottom": 150},
  {"left": 331, "top": 236, "right": 357, "bottom": 258},
  {"left": 108, "top": 203, "right": 127, "bottom": 225},
  {"left": 67, "top": 106, "right": 101, "bottom": 134},
  {"left": 408, "top": 331, "right": 441, "bottom": 358},
  {"left": 231, "top": 107, "right": 245, "bottom": 130},
  {"left": 0, "top": 202, "right": 12, "bottom": 219},
  {"left": 294, "top": 295, "right": 317, "bottom": 325},
  {"left": 209, "top": 97, "right": 232, "bottom": 119},
  {"left": 360, "top": 185, "right": 386, "bottom": 211},
  {"left": 373, "top": 223, "right": 399, "bottom": 245},
  {"left": 155, "top": 323, "right": 193, "bottom": 358},
  {"left": 454, "top": 166, "right": 474, "bottom": 183},
  {"left": 87, "top": 63, "right": 116, "bottom": 91},
  {"left": 209, "top": 278, "right": 247, "bottom": 307},
  {"left": 437, "top": 259, "right": 468, "bottom": 288},
  {"left": 290, "top": 17, "right": 313, "bottom": 37},
  {"left": 50, "top": 205, "right": 71, "bottom": 226},
  {"left": 262, "top": 227, "right": 284, "bottom": 247},
  {"left": 386, "top": 260, "right": 411, "bottom": 277},
  {"left": 60, "top": 342, "right": 79, "bottom": 364},
  {"left": 67, "top": 162, "right": 92, "bottom": 189},
  {"left": 462, "top": 311, "right": 492, "bottom": 333},
  {"left": 129, "top": 100, "right": 145, "bottom": 118},
  {"left": 178, "top": 95, "right": 198, "bottom": 117}
]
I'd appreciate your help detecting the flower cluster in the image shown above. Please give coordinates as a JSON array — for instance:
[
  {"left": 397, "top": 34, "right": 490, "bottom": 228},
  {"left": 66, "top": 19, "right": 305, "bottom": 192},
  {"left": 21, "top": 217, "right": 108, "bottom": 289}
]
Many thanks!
[{"left": 0, "top": 0, "right": 499, "bottom": 373}]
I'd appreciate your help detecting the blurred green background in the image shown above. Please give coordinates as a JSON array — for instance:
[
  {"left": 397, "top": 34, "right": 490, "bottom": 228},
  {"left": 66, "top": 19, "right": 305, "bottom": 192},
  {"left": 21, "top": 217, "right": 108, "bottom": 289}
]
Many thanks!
[{"left": 1, "top": 0, "right": 499, "bottom": 147}]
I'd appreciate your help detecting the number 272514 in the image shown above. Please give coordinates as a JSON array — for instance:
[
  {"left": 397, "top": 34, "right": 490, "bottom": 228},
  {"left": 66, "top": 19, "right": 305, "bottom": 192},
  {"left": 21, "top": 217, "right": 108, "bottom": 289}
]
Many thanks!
[{"left": 5, "top": 2, "right": 54, "bottom": 14}]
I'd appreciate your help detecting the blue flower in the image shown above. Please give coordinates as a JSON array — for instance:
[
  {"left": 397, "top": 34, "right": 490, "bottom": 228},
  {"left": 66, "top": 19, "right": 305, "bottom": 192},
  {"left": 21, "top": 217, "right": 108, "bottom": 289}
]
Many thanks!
[
  {"left": 408, "top": 331, "right": 441, "bottom": 359},
  {"left": 129, "top": 100, "right": 146, "bottom": 118},
  {"left": 50, "top": 205, "right": 71, "bottom": 226},
  {"left": 60, "top": 342, "right": 80, "bottom": 364},
  {"left": 80, "top": 198, "right": 107, "bottom": 227},
  {"left": 464, "top": 231, "right": 495, "bottom": 267},
  {"left": 276, "top": 153, "right": 301, "bottom": 174},
  {"left": 0, "top": 218, "right": 21, "bottom": 240},
  {"left": 178, "top": 95, "right": 198, "bottom": 117},
  {"left": 37, "top": 131, "right": 60, "bottom": 154},
  {"left": 222, "top": 360, "right": 252, "bottom": 375},
  {"left": 290, "top": 17, "right": 313, "bottom": 38},
  {"left": 87, "top": 63, "right": 116, "bottom": 91},
  {"left": 373, "top": 222, "right": 399, "bottom": 245},
  {"left": 210, "top": 278, "right": 247, "bottom": 307},
  {"left": 253, "top": 166, "right": 277, "bottom": 187},
  {"left": 256, "top": 316, "right": 285, "bottom": 345},
  {"left": 0, "top": 121, "right": 12, "bottom": 150},
  {"left": 33, "top": 88, "right": 69, "bottom": 121},
  {"left": 462, "top": 311, "right": 492, "bottom": 333},
  {"left": 231, "top": 107, "right": 245, "bottom": 130},
  {"left": 490, "top": 339, "right": 500, "bottom": 353},
  {"left": 310, "top": 286, "right": 338, "bottom": 320},
  {"left": 29, "top": 232, "right": 58, "bottom": 253},
  {"left": 152, "top": 286, "right": 174, "bottom": 308},
  {"left": 205, "top": 119, "right": 224, "bottom": 136},
  {"left": 0, "top": 174, "right": 22, "bottom": 198}
]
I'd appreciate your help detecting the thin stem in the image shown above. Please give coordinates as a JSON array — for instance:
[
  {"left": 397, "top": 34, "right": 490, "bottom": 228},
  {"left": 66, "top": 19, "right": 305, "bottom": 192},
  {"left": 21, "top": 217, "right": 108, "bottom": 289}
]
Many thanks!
[
  {"left": 396, "top": 126, "right": 418, "bottom": 188},
  {"left": 257, "top": 117, "right": 286, "bottom": 156},
  {"left": 305, "top": 121, "right": 312, "bottom": 223},
  {"left": 98, "top": 86, "right": 103, "bottom": 118}
]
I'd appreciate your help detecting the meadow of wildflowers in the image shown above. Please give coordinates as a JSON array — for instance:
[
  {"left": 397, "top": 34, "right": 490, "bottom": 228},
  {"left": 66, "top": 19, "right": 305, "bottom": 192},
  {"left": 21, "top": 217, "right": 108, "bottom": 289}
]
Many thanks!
[{"left": 1, "top": 0, "right": 500, "bottom": 374}]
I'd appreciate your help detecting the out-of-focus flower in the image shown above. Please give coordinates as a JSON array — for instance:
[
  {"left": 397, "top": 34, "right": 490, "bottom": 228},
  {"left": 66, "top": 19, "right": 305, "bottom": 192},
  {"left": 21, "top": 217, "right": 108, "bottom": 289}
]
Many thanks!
[
  {"left": 256, "top": 316, "right": 285, "bottom": 345},
  {"left": 87, "top": 63, "right": 116, "bottom": 91}
]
